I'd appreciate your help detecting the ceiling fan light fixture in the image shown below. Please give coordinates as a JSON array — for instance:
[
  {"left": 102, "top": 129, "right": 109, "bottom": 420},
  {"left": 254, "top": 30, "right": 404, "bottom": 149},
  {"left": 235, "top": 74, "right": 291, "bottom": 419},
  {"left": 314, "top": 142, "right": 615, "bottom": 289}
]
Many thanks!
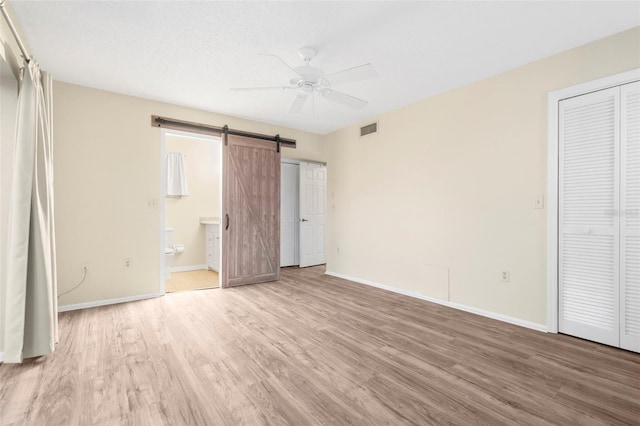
[{"left": 297, "top": 46, "right": 317, "bottom": 62}]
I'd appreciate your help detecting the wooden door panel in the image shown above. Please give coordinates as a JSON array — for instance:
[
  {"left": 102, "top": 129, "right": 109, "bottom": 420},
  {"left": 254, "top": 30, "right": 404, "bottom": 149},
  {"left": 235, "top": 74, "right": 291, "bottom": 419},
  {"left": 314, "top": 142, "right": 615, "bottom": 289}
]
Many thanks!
[{"left": 222, "top": 135, "right": 280, "bottom": 287}]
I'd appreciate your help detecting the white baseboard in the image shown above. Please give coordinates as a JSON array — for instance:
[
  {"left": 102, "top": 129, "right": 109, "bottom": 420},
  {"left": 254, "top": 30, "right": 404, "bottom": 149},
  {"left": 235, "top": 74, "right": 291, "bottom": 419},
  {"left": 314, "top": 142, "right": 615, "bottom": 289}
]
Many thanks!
[
  {"left": 58, "top": 292, "right": 163, "bottom": 313},
  {"left": 325, "top": 271, "right": 547, "bottom": 333},
  {"left": 0, "top": 352, "right": 4, "bottom": 363},
  {"left": 170, "top": 264, "right": 207, "bottom": 273}
]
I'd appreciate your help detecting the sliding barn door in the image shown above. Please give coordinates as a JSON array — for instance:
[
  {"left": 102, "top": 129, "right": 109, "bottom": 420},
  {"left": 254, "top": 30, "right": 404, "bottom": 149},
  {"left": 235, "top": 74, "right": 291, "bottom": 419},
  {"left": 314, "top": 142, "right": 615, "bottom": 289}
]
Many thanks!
[
  {"left": 221, "top": 134, "right": 280, "bottom": 287},
  {"left": 559, "top": 87, "right": 620, "bottom": 347},
  {"left": 621, "top": 81, "right": 640, "bottom": 352}
]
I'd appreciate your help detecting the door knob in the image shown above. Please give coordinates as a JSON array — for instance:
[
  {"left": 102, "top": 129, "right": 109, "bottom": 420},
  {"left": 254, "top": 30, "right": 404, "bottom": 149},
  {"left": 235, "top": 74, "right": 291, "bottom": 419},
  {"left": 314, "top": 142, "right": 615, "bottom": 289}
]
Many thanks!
[{"left": 300, "top": 218, "right": 309, "bottom": 222}]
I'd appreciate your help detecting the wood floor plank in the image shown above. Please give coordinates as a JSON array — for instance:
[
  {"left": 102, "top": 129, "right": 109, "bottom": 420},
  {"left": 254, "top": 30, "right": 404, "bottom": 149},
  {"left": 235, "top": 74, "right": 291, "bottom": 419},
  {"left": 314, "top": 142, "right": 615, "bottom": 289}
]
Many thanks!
[{"left": 1, "top": 265, "right": 639, "bottom": 425}]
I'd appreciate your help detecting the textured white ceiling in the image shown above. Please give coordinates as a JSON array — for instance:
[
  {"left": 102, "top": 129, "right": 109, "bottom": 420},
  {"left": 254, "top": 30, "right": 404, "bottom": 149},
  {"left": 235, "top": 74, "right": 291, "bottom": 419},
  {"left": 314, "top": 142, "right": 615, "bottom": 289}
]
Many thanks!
[{"left": 10, "top": 1, "right": 640, "bottom": 134}]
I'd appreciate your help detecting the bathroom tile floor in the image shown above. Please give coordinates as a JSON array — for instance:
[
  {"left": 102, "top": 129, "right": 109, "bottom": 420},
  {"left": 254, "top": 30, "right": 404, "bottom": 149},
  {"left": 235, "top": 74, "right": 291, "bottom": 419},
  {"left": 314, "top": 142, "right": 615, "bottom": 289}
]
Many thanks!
[{"left": 166, "top": 269, "right": 219, "bottom": 293}]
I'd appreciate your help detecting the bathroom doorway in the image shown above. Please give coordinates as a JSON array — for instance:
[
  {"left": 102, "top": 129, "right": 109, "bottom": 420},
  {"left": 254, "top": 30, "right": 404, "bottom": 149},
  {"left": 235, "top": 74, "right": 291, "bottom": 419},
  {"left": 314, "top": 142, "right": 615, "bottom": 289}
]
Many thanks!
[{"left": 160, "top": 129, "right": 222, "bottom": 293}]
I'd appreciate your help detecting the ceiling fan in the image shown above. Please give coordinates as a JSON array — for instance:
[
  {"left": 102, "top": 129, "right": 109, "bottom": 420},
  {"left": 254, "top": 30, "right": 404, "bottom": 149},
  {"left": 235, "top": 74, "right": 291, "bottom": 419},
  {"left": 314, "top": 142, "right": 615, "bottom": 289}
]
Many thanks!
[{"left": 231, "top": 47, "right": 377, "bottom": 115}]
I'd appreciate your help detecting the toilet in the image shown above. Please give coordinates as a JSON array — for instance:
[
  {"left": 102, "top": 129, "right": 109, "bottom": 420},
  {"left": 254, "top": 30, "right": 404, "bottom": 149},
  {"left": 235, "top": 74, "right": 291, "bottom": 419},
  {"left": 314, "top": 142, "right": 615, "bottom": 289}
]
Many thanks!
[{"left": 164, "top": 228, "right": 175, "bottom": 279}]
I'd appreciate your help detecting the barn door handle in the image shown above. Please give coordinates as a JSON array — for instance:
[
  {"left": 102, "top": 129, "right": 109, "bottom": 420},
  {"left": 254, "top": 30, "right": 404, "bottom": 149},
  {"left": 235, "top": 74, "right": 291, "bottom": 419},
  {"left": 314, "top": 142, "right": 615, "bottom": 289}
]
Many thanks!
[{"left": 225, "top": 214, "right": 230, "bottom": 230}]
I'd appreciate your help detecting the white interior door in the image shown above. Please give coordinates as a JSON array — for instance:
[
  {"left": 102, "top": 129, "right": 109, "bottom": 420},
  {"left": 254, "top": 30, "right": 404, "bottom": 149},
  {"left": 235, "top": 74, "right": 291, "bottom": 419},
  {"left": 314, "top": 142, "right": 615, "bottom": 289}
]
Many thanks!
[
  {"left": 621, "top": 81, "right": 640, "bottom": 352},
  {"left": 280, "top": 162, "right": 299, "bottom": 267},
  {"left": 559, "top": 87, "right": 620, "bottom": 347},
  {"left": 299, "top": 162, "right": 326, "bottom": 268}
]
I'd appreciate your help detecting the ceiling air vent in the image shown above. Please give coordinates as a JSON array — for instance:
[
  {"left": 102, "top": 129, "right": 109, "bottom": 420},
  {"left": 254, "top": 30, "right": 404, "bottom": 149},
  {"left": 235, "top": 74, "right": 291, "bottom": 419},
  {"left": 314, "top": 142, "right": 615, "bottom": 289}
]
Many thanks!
[{"left": 360, "top": 122, "right": 378, "bottom": 137}]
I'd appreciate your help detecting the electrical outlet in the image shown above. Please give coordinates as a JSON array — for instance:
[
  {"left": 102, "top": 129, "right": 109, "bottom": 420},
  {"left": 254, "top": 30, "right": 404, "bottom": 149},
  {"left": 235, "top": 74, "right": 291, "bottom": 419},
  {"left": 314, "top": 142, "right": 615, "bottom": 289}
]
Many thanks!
[
  {"left": 147, "top": 199, "right": 158, "bottom": 208},
  {"left": 501, "top": 270, "right": 510, "bottom": 283},
  {"left": 337, "top": 246, "right": 340, "bottom": 254},
  {"left": 123, "top": 258, "right": 133, "bottom": 268},
  {"left": 534, "top": 195, "right": 544, "bottom": 209},
  {"left": 81, "top": 262, "right": 89, "bottom": 275}
]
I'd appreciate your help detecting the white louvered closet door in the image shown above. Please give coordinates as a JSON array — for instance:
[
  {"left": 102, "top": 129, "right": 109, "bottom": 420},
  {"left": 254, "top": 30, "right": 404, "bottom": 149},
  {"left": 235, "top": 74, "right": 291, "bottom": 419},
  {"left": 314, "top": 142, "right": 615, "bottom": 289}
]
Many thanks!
[
  {"left": 559, "top": 87, "right": 620, "bottom": 347},
  {"left": 621, "top": 81, "right": 640, "bottom": 352}
]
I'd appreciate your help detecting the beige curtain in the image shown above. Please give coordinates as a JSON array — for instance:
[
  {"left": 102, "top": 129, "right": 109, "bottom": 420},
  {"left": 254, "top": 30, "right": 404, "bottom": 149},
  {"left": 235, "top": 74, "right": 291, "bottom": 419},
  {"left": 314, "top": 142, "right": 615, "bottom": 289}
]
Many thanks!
[{"left": 2, "top": 60, "right": 57, "bottom": 363}]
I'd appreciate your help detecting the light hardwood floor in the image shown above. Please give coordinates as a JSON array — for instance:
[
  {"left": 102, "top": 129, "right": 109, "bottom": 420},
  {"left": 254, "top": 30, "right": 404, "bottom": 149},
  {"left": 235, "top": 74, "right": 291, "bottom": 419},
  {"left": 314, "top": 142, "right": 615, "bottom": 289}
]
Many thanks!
[
  {"left": 1, "top": 266, "right": 639, "bottom": 425},
  {"left": 165, "top": 269, "right": 219, "bottom": 293}
]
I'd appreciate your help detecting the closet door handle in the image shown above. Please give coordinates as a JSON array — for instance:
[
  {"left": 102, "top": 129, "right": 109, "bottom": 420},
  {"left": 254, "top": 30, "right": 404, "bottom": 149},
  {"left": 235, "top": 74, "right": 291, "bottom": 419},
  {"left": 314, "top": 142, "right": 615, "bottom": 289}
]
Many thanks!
[{"left": 225, "top": 214, "right": 230, "bottom": 230}]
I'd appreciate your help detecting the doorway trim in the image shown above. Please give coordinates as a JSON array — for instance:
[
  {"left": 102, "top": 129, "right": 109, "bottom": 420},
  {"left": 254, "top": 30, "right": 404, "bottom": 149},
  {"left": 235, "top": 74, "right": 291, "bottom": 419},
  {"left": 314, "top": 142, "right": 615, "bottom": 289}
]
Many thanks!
[
  {"left": 159, "top": 128, "right": 222, "bottom": 295},
  {"left": 546, "top": 68, "right": 640, "bottom": 333}
]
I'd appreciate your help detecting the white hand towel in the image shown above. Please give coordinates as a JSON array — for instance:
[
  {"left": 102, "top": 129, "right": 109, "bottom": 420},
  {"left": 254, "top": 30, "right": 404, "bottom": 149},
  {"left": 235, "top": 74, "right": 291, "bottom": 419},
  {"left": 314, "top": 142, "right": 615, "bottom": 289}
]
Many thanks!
[{"left": 167, "top": 152, "right": 189, "bottom": 197}]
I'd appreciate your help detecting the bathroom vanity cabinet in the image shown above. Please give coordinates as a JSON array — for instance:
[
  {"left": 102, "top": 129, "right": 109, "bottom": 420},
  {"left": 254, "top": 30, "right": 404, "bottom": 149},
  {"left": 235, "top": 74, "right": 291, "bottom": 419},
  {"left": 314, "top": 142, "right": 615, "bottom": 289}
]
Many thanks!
[{"left": 205, "top": 224, "right": 220, "bottom": 272}]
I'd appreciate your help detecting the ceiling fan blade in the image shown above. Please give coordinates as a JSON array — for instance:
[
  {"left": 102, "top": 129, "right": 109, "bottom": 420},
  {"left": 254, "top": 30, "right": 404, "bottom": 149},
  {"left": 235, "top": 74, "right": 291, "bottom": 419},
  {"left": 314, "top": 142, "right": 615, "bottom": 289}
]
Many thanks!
[
  {"left": 259, "top": 53, "right": 303, "bottom": 77},
  {"left": 287, "top": 93, "right": 309, "bottom": 115},
  {"left": 324, "top": 63, "right": 377, "bottom": 86},
  {"left": 231, "top": 86, "right": 296, "bottom": 91},
  {"left": 320, "top": 88, "right": 367, "bottom": 109}
]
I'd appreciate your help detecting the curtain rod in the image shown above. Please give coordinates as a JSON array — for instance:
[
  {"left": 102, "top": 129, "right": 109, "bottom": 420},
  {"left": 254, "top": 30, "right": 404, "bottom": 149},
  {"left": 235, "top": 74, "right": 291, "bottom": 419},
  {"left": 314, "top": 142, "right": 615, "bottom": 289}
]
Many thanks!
[
  {"left": 151, "top": 115, "right": 296, "bottom": 148},
  {"left": 0, "top": 1, "right": 31, "bottom": 63}
]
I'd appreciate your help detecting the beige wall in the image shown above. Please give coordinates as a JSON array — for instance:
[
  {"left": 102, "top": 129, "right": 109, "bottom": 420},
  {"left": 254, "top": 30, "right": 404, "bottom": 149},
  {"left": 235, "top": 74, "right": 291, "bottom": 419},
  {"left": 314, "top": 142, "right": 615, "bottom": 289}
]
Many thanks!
[
  {"left": 54, "top": 82, "right": 325, "bottom": 306},
  {"left": 165, "top": 134, "right": 221, "bottom": 268},
  {"left": 15, "top": 15, "right": 640, "bottom": 329},
  {"left": 325, "top": 27, "right": 640, "bottom": 327}
]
